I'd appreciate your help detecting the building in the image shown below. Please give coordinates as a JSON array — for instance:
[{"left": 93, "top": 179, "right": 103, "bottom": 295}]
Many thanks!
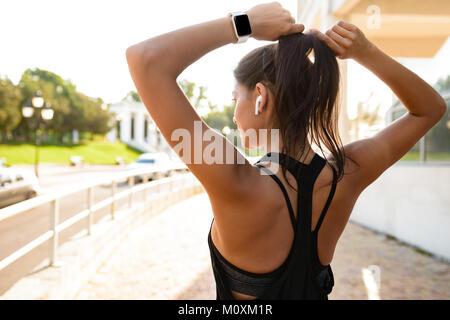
[
  {"left": 297, "top": 0, "right": 450, "bottom": 145},
  {"left": 297, "top": 0, "right": 450, "bottom": 261},
  {"left": 106, "top": 97, "right": 171, "bottom": 154}
]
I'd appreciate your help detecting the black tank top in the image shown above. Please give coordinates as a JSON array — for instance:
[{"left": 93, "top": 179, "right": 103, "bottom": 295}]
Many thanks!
[{"left": 207, "top": 151, "right": 337, "bottom": 300}]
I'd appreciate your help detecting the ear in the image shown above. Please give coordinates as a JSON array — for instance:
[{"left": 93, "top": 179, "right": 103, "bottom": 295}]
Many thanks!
[{"left": 255, "top": 82, "right": 268, "bottom": 106}]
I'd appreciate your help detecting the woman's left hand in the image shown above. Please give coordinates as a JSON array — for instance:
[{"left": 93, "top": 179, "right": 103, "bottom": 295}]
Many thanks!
[{"left": 246, "top": 1, "right": 304, "bottom": 41}]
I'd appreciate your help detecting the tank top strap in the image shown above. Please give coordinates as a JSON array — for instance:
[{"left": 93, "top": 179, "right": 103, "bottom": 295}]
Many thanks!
[
  {"left": 313, "top": 164, "right": 337, "bottom": 234},
  {"left": 255, "top": 151, "right": 323, "bottom": 181},
  {"left": 256, "top": 152, "right": 301, "bottom": 180},
  {"left": 256, "top": 152, "right": 326, "bottom": 230},
  {"left": 300, "top": 153, "right": 326, "bottom": 231},
  {"left": 254, "top": 163, "right": 297, "bottom": 231},
  {"left": 256, "top": 151, "right": 328, "bottom": 231}
]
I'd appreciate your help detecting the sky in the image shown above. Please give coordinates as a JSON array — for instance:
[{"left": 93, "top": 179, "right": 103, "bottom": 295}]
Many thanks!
[
  {"left": 1, "top": 0, "right": 449, "bottom": 119},
  {"left": 0, "top": 0, "right": 295, "bottom": 108}
]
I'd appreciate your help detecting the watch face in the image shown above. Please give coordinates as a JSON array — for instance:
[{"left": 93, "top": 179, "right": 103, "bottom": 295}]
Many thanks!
[{"left": 234, "top": 14, "right": 252, "bottom": 36}]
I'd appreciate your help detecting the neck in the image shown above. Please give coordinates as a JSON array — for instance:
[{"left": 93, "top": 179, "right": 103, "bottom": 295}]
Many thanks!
[{"left": 263, "top": 135, "right": 314, "bottom": 162}]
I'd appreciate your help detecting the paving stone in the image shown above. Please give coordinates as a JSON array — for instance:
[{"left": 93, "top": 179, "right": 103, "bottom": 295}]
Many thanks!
[{"left": 75, "top": 193, "right": 450, "bottom": 300}]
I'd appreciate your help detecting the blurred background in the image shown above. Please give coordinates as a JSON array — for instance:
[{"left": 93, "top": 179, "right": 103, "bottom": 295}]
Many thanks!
[{"left": 0, "top": 0, "right": 448, "bottom": 300}]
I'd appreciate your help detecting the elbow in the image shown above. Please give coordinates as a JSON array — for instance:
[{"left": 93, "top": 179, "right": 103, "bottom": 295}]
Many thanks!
[
  {"left": 434, "top": 96, "right": 447, "bottom": 120},
  {"left": 125, "top": 45, "right": 137, "bottom": 64},
  {"left": 126, "top": 45, "right": 144, "bottom": 68},
  {"left": 125, "top": 44, "right": 157, "bottom": 71}
]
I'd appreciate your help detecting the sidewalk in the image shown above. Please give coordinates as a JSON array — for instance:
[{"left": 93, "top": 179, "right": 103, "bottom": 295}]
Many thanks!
[{"left": 75, "top": 193, "right": 450, "bottom": 300}]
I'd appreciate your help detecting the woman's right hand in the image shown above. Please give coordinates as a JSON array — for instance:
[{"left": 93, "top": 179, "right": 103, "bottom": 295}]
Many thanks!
[{"left": 306, "top": 20, "right": 374, "bottom": 61}]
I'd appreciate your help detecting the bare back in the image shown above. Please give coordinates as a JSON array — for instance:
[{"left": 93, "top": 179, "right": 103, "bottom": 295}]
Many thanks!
[{"left": 209, "top": 150, "right": 360, "bottom": 299}]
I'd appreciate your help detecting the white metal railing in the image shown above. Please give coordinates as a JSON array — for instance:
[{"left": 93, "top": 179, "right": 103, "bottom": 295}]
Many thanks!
[{"left": 0, "top": 164, "right": 199, "bottom": 272}]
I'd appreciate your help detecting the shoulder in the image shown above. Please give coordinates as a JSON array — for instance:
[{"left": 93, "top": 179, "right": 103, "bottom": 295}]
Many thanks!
[
  {"left": 324, "top": 152, "right": 357, "bottom": 194},
  {"left": 322, "top": 152, "right": 362, "bottom": 222},
  {"left": 207, "top": 162, "right": 280, "bottom": 247}
]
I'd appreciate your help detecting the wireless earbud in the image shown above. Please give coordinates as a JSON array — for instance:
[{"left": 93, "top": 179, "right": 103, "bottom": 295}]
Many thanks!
[{"left": 255, "top": 96, "right": 262, "bottom": 115}]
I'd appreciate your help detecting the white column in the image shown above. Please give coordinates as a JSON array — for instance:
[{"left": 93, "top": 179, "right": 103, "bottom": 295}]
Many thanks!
[
  {"left": 135, "top": 111, "right": 144, "bottom": 144},
  {"left": 123, "top": 113, "right": 131, "bottom": 142}
]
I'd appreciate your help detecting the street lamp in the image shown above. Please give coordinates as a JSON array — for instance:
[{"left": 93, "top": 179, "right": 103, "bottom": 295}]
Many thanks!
[
  {"left": 32, "top": 91, "right": 44, "bottom": 108},
  {"left": 22, "top": 102, "right": 34, "bottom": 118},
  {"left": 41, "top": 104, "right": 54, "bottom": 120},
  {"left": 21, "top": 90, "right": 54, "bottom": 179},
  {"left": 222, "top": 126, "right": 231, "bottom": 135}
]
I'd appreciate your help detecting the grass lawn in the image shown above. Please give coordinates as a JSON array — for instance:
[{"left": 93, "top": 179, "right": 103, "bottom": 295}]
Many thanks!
[
  {"left": 400, "top": 151, "right": 450, "bottom": 162},
  {"left": 0, "top": 141, "right": 143, "bottom": 165},
  {"left": 1, "top": 142, "right": 448, "bottom": 166}
]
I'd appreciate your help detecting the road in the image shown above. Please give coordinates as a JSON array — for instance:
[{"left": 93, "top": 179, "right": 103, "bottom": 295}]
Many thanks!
[{"left": 0, "top": 163, "right": 174, "bottom": 295}]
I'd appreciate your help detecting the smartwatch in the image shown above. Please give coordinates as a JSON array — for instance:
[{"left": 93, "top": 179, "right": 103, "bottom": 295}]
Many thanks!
[{"left": 228, "top": 11, "right": 252, "bottom": 44}]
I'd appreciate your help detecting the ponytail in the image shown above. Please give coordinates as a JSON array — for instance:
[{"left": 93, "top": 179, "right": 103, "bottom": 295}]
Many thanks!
[{"left": 234, "top": 32, "right": 355, "bottom": 191}]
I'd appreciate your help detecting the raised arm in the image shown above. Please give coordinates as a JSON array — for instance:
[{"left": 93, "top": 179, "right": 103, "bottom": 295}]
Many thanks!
[
  {"left": 125, "top": 2, "right": 304, "bottom": 199},
  {"left": 308, "top": 21, "right": 446, "bottom": 193}
]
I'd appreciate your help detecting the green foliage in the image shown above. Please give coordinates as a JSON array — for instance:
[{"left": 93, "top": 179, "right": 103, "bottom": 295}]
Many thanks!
[
  {"left": 2, "top": 68, "right": 114, "bottom": 142},
  {"left": 2, "top": 68, "right": 242, "bottom": 153},
  {"left": 434, "top": 74, "right": 450, "bottom": 92},
  {"left": 177, "top": 78, "right": 209, "bottom": 111},
  {"left": 0, "top": 77, "right": 22, "bottom": 132},
  {"left": 193, "top": 85, "right": 208, "bottom": 110},
  {"left": 176, "top": 78, "right": 237, "bottom": 133},
  {"left": 202, "top": 103, "right": 236, "bottom": 131},
  {"left": 177, "top": 79, "right": 195, "bottom": 100},
  {"left": 123, "top": 90, "right": 142, "bottom": 102}
]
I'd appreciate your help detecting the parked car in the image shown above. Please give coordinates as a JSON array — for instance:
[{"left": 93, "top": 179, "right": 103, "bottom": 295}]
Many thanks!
[
  {"left": 127, "top": 152, "right": 173, "bottom": 183},
  {"left": 168, "top": 155, "right": 189, "bottom": 172},
  {"left": 0, "top": 167, "right": 41, "bottom": 209}
]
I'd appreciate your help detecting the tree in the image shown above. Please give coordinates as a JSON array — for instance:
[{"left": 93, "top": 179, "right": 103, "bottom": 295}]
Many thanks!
[
  {"left": 203, "top": 103, "right": 236, "bottom": 131},
  {"left": 193, "top": 85, "right": 208, "bottom": 110},
  {"left": 123, "top": 90, "right": 142, "bottom": 102},
  {"left": 0, "top": 77, "right": 22, "bottom": 141},
  {"left": 350, "top": 92, "right": 382, "bottom": 140},
  {"left": 177, "top": 79, "right": 195, "bottom": 100},
  {"left": 12, "top": 68, "right": 113, "bottom": 143},
  {"left": 434, "top": 74, "right": 450, "bottom": 92},
  {"left": 16, "top": 68, "right": 75, "bottom": 142},
  {"left": 83, "top": 96, "right": 113, "bottom": 136}
]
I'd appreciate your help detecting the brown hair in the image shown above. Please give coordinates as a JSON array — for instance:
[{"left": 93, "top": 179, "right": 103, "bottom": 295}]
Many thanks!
[{"left": 233, "top": 32, "right": 356, "bottom": 190}]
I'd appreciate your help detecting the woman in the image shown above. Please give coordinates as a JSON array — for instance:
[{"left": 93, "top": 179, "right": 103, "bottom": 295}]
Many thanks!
[{"left": 126, "top": 2, "right": 446, "bottom": 300}]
